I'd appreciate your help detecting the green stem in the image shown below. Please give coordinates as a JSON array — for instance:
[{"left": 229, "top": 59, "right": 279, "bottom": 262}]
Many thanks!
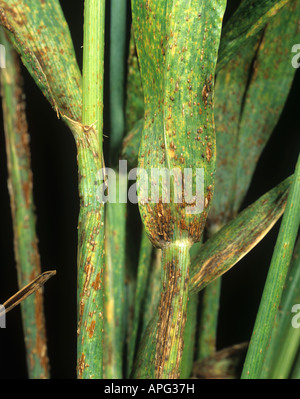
[
  {"left": 82, "top": 0, "right": 105, "bottom": 136},
  {"left": 262, "top": 239, "right": 300, "bottom": 378},
  {"left": 180, "top": 294, "right": 198, "bottom": 378},
  {"left": 155, "top": 241, "right": 192, "bottom": 379},
  {"left": 103, "top": 174, "right": 126, "bottom": 379},
  {"left": 0, "top": 29, "right": 50, "bottom": 379},
  {"left": 102, "top": 0, "right": 127, "bottom": 378},
  {"left": 271, "top": 323, "right": 300, "bottom": 379},
  {"left": 109, "top": 0, "right": 127, "bottom": 165},
  {"left": 140, "top": 248, "right": 162, "bottom": 338},
  {"left": 77, "top": 0, "right": 106, "bottom": 379},
  {"left": 241, "top": 154, "right": 300, "bottom": 379},
  {"left": 128, "top": 228, "right": 153, "bottom": 374},
  {"left": 197, "top": 278, "right": 221, "bottom": 360}
]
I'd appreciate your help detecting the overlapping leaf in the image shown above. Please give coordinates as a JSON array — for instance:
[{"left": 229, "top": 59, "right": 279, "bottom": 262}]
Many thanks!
[{"left": 0, "top": 0, "right": 82, "bottom": 122}]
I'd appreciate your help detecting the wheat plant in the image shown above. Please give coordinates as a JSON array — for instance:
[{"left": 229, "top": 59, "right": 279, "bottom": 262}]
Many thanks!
[{"left": 0, "top": 0, "right": 299, "bottom": 380}]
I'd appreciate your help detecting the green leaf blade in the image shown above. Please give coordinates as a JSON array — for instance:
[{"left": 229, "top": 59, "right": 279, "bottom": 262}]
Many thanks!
[{"left": 241, "top": 155, "right": 300, "bottom": 379}]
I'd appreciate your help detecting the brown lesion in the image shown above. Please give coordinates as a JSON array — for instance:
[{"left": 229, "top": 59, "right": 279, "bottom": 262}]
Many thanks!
[
  {"left": 187, "top": 213, "right": 207, "bottom": 242},
  {"left": 0, "top": 7, "right": 18, "bottom": 33},
  {"left": 143, "top": 195, "right": 209, "bottom": 247},
  {"left": 155, "top": 259, "right": 180, "bottom": 377},
  {"left": 91, "top": 272, "right": 102, "bottom": 291},
  {"left": 0, "top": 12, "right": 61, "bottom": 118},
  {"left": 34, "top": 287, "right": 49, "bottom": 377},
  {"left": 77, "top": 299, "right": 85, "bottom": 336},
  {"left": 87, "top": 320, "right": 96, "bottom": 339},
  {"left": 0, "top": 3, "right": 82, "bottom": 122},
  {"left": 143, "top": 201, "right": 175, "bottom": 247}
]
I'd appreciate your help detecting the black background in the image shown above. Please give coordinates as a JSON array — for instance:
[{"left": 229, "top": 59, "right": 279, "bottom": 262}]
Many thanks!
[{"left": 0, "top": 0, "right": 299, "bottom": 379}]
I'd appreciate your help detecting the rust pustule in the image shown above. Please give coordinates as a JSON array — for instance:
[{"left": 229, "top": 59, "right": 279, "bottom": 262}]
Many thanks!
[
  {"left": 88, "top": 320, "right": 96, "bottom": 339},
  {"left": 91, "top": 271, "right": 102, "bottom": 291}
]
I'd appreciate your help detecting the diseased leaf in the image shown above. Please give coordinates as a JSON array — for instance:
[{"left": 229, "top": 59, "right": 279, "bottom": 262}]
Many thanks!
[
  {"left": 207, "top": 34, "right": 261, "bottom": 232},
  {"left": 121, "top": 0, "right": 290, "bottom": 170},
  {"left": 190, "top": 176, "right": 292, "bottom": 294},
  {"left": 208, "top": 0, "right": 300, "bottom": 233},
  {"left": 132, "top": 0, "right": 226, "bottom": 378},
  {"left": 0, "top": 29, "right": 51, "bottom": 378},
  {"left": 194, "top": 0, "right": 300, "bottom": 371},
  {"left": 217, "top": 0, "right": 289, "bottom": 71},
  {"left": 134, "top": 0, "right": 223, "bottom": 247},
  {"left": 0, "top": 0, "right": 82, "bottom": 122},
  {"left": 231, "top": 0, "right": 300, "bottom": 217}
]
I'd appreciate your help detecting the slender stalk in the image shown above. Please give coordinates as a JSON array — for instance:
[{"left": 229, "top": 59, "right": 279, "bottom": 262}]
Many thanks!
[
  {"left": 0, "top": 30, "right": 50, "bottom": 379},
  {"left": 271, "top": 322, "right": 300, "bottom": 379},
  {"left": 125, "top": 27, "right": 144, "bottom": 134},
  {"left": 261, "top": 239, "right": 300, "bottom": 378},
  {"left": 141, "top": 248, "right": 162, "bottom": 337},
  {"left": 82, "top": 0, "right": 105, "bottom": 136},
  {"left": 76, "top": 0, "right": 106, "bottom": 379},
  {"left": 197, "top": 278, "right": 221, "bottom": 360},
  {"left": 241, "top": 154, "right": 300, "bottom": 379},
  {"left": 102, "top": 0, "right": 127, "bottom": 378},
  {"left": 109, "top": 0, "right": 127, "bottom": 165},
  {"left": 103, "top": 174, "right": 126, "bottom": 378},
  {"left": 155, "top": 241, "right": 192, "bottom": 379},
  {"left": 179, "top": 242, "right": 201, "bottom": 377},
  {"left": 180, "top": 294, "right": 198, "bottom": 378},
  {"left": 127, "top": 228, "right": 153, "bottom": 374}
]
